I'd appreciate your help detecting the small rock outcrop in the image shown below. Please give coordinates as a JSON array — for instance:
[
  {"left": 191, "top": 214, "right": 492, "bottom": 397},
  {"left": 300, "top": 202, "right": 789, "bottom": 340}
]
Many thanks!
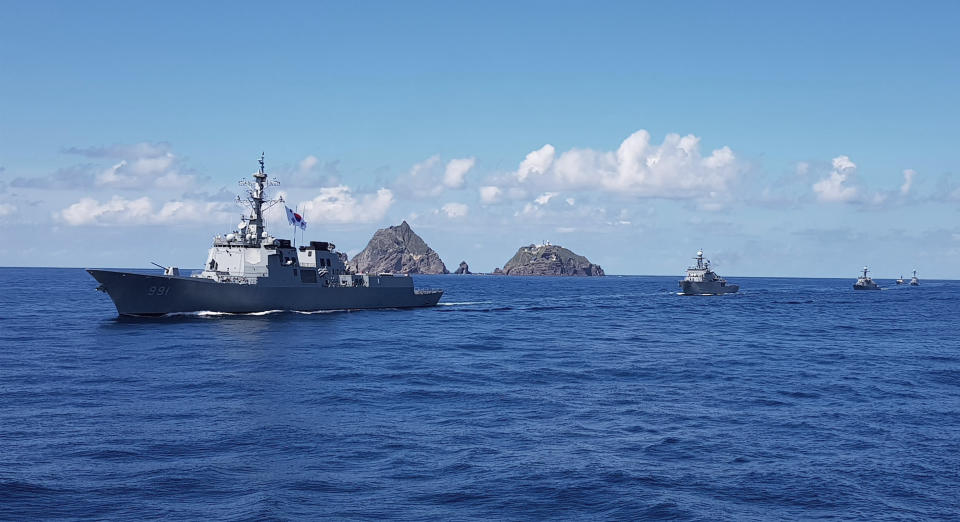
[
  {"left": 454, "top": 261, "right": 471, "bottom": 275},
  {"left": 498, "top": 244, "right": 604, "bottom": 276},
  {"left": 349, "top": 221, "right": 449, "bottom": 274}
]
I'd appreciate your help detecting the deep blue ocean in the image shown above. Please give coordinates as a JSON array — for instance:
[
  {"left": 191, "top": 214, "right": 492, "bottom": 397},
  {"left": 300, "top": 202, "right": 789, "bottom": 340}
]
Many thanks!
[{"left": 1, "top": 268, "right": 958, "bottom": 520}]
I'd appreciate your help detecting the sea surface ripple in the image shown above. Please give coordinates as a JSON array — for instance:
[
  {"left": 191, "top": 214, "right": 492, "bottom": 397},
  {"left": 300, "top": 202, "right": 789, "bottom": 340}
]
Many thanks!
[{"left": 1, "top": 268, "right": 958, "bottom": 520}]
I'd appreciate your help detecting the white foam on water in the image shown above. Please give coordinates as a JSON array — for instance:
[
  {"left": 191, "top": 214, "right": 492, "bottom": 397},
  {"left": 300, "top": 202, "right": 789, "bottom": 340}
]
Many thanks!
[
  {"left": 438, "top": 301, "right": 490, "bottom": 306},
  {"left": 188, "top": 309, "right": 286, "bottom": 317}
]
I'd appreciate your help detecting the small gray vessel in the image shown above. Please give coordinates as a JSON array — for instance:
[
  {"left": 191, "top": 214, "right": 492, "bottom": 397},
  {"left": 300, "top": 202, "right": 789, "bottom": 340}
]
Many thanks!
[
  {"left": 853, "top": 266, "right": 880, "bottom": 290},
  {"left": 910, "top": 269, "right": 919, "bottom": 286},
  {"left": 678, "top": 250, "right": 739, "bottom": 295},
  {"left": 88, "top": 154, "right": 443, "bottom": 316}
]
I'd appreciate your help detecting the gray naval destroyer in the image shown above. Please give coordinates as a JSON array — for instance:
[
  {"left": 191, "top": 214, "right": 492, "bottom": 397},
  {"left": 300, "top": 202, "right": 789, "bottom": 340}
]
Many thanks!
[
  {"left": 678, "top": 250, "right": 739, "bottom": 295},
  {"left": 88, "top": 155, "right": 443, "bottom": 316},
  {"left": 853, "top": 266, "right": 880, "bottom": 290}
]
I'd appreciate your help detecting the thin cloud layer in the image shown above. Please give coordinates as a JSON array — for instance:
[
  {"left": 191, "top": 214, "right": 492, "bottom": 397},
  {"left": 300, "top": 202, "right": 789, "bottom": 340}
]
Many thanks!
[
  {"left": 283, "top": 155, "right": 341, "bottom": 187},
  {"left": 394, "top": 155, "right": 476, "bottom": 198},
  {"left": 440, "top": 202, "right": 469, "bottom": 218},
  {"left": 62, "top": 142, "right": 172, "bottom": 159},
  {"left": 299, "top": 186, "right": 394, "bottom": 224},
  {"left": 96, "top": 154, "right": 193, "bottom": 189},
  {"left": 57, "top": 196, "right": 232, "bottom": 226},
  {"left": 17, "top": 141, "right": 196, "bottom": 191}
]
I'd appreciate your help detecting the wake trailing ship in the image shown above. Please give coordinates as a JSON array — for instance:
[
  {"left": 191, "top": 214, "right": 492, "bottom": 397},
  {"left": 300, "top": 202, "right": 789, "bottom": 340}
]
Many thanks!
[
  {"left": 853, "top": 266, "right": 880, "bottom": 290},
  {"left": 678, "top": 250, "right": 739, "bottom": 295},
  {"left": 910, "top": 269, "right": 919, "bottom": 286},
  {"left": 88, "top": 154, "right": 443, "bottom": 316}
]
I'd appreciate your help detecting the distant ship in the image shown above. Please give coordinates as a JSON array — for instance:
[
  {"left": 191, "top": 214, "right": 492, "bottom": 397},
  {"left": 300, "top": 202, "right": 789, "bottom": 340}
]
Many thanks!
[
  {"left": 88, "top": 154, "right": 443, "bottom": 316},
  {"left": 853, "top": 266, "right": 880, "bottom": 290},
  {"left": 896, "top": 275, "right": 904, "bottom": 285},
  {"left": 679, "top": 250, "right": 739, "bottom": 295},
  {"left": 910, "top": 269, "right": 919, "bottom": 286}
]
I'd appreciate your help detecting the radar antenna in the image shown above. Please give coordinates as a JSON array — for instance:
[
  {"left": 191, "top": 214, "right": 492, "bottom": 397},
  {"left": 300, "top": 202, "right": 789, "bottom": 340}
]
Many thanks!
[{"left": 236, "top": 152, "right": 283, "bottom": 246}]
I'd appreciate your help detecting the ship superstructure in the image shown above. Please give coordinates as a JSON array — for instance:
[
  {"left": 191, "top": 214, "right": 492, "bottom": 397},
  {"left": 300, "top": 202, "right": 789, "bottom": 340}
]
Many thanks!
[
  {"left": 910, "top": 269, "right": 919, "bottom": 286},
  {"left": 88, "top": 154, "right": 443, "bottom": 316},
  {"left": 678, "top": 250, "right": 739, "bottom": 295}
]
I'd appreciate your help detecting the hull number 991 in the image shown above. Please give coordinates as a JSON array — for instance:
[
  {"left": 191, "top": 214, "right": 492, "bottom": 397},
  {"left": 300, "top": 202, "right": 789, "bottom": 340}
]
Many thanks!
[{"left": 148, "top": 286, "right": 169, "bottom": 296}]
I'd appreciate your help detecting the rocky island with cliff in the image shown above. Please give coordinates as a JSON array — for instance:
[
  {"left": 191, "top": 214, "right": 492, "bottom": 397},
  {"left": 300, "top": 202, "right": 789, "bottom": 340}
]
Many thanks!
[
  {"left": 494, "top": 243, "right": 604, "bottom": 276},
  {"left": 349, "top": 221, "right": 449, "bottom": 274}
]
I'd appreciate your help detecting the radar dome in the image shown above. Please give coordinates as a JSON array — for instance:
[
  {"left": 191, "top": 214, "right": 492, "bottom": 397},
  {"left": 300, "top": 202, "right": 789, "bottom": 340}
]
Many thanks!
[{"left": 226, "top": 233, "right": 236, "bottom": 241}]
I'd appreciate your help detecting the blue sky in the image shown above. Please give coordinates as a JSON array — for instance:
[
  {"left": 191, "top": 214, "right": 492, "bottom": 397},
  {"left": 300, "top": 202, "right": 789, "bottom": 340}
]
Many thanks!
[{"left": 1, "top": 2, "right": 958, "bottom": 277}]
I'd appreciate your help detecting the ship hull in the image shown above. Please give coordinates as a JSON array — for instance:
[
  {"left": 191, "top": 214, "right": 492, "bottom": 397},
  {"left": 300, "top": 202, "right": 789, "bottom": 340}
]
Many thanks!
[
  {"left": 853, "top": 284, "right": 880, "bottom": 290},
  {"left": 678, "top": 281, "right": 739, "bottom": 295},
  {"left": 88, "top": 269, "right": 442, "bottom": 316}
]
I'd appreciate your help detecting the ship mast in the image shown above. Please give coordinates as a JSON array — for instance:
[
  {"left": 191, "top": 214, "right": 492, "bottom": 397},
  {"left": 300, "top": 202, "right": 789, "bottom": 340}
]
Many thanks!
[{"left": 237, "top": 152, "right": 281, "bottom": 246}]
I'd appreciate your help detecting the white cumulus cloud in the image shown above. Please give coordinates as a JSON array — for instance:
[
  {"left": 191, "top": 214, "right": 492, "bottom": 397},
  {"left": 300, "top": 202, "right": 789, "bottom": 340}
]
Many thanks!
[
  {"left": 443, "top": 157, "right": 475, "bottom": 189},
  {"left": 510, "top": 131, "right": 741, "bottom": 202},
  {"left": 479, "top": 185, "right": 502, "bottom": 204},
  {"left": 519, "top": 192, "right": 561, "bottom": 217},
  {"left": 812, "top": 155, "right": 859, "bottom": 203},
  {"left": 516, "top": 145, "right": 555, "bottom": 182},
  {"left": 900, "top": 169, "right": 916, "bottom": 195}
]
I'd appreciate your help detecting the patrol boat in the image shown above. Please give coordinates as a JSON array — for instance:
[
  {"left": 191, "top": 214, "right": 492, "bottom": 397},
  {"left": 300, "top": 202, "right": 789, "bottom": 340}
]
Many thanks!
[
  {"left": 87, "top": 154, "right": 443, "bottom": 316},
  {"left": 910, "top": 269, "right": 920, "bottom": 286},
  {"left": 678, "top": 250, "right": 739, "bottom": 295},
  {"left": 896, "top": 274, "right": 904, "bottom": 285},
  {"left": 853, "top": 266, "right": 880, "bottom": 290}
]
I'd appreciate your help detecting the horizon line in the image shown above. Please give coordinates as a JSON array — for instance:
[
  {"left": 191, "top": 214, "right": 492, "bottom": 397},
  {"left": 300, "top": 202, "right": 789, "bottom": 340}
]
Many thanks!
[{"left": 0, "top": 266, "right": 950, "bottom": 281}]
